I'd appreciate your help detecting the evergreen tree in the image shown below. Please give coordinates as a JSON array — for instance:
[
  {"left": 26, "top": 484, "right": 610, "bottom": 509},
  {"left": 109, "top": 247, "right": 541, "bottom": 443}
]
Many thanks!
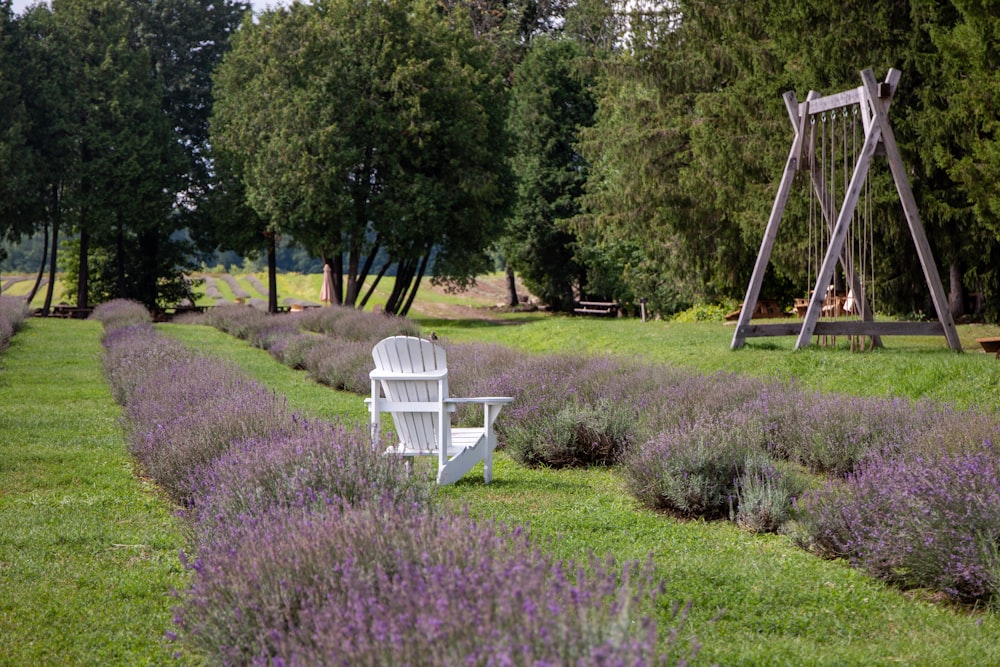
[
  {"left": 0, "top": 0, "right": 34, "bottom": 282},
  {"left": 504, "top": 36, "right": 596, "bottom": 311}
]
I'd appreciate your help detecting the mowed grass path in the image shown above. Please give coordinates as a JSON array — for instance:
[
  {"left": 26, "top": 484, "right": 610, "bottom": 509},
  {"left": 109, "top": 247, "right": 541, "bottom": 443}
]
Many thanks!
[{"left": 0, "top": 319, "right": 188, "bottom": 665}]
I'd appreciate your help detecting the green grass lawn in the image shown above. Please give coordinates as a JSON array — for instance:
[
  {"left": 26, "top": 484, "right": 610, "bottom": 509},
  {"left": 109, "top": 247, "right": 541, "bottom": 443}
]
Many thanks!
[
  {"left": 418, "top": 315, "right": 1000, "bottom": 412},
  {"left": 0, "top": 319, "right": 189, "bottom": 665}
]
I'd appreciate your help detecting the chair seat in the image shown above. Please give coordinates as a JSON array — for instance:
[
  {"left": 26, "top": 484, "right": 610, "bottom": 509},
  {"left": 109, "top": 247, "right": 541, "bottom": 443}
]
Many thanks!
[{"left": 387, "top": 428, "right": 485, "bottom": 457}]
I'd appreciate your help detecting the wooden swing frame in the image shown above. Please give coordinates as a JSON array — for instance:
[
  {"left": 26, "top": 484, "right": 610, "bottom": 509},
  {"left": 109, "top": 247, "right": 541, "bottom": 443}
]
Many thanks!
[{"left": 731, "top": 68, "right": 962, "bottom": 352}]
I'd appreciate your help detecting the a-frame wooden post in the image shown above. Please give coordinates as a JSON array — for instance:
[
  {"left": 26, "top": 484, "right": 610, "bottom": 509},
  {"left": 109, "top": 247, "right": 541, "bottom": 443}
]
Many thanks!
[{"left": 731, "top": 68, "right": 961, "bottom": 352}]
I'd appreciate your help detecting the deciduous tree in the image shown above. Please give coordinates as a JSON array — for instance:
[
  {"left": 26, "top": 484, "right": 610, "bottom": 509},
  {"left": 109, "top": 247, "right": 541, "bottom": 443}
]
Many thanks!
[{"left": 212, "top": 0, "right": 511, "bottom": 316}]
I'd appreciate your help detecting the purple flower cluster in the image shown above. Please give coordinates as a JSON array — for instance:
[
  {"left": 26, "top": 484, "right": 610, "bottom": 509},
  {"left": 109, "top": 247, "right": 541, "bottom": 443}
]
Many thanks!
[
  {"left": 101, "top": 324, "right": 193, "bottom": 405},
  {"left": 0, "top": 295, "right": 29, "bottom": 350},
  {"left": 798, "top": 446, "right": 1000, "bottom": 602},
  {"left": 90, "top": 298, "right": 151, "bottom": 332},
  {"left": 99, "top": 304, "right": 693, "bottom": 665},
  {"left": 177, "top": 501, "right": 692, "bottom": 667},
  {"left": 200, "top": 304, "right": 417, "bottom": 394},
  {"left": 186, "top": 420, "right": 431, "bottom": 543}
]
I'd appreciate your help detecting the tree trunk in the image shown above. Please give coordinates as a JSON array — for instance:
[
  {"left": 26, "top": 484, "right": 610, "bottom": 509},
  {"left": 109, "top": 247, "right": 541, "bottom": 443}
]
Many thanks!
[
  {"left": 26, "top": 222, "right": 49, "bottom": 305},
  {"left": 345, "top": 235, "right": 360, "bottom": 306},
  {"left": 385, "top": 258, "right": 415, "bottom": 315},
  {"left": 116, "top": 215, "right": 127, "bottom": 300},
  {"left": 399, "top": 251, "right": 430, "bottom": 317},
  {"left": 505, "top": 263, "right": 519, "bottom": 307},
  {"left": 355, "top": 240, "right": 381, "bottom": 303},
  {"left": 359, "top": 259, "right": 390, "bottom": 309},
  {"left": 267, "top": 232, "right": 278, "bottom": 313},
  {"left": 948, "top": 261, "right": 964, "bottom": 320},
  {"left": 138, "top": 229, "right": 159, "bottom": 310},
  {"left": 42, "top": 219, "right": 59, "bottom": 316},
  {"left": 77, "top": 227, "right": 89, "bottom": 308},
  {"left": 332, "top": 252, "right": 344, "bottom": 305}
]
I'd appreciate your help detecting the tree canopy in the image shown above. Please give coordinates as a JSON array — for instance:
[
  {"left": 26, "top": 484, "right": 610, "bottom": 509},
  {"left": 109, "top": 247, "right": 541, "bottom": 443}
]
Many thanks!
[
  {"left": 211, "top": 0, "right": 511, "bottom": 316},
  {"left": 2, "top": 0, "right": 999, "bottom": 322}
]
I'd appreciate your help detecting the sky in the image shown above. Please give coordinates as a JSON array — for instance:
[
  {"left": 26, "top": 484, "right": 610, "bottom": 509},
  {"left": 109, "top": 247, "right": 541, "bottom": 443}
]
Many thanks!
[{"left": 9, "top": 0, "right": 287, "bottom": 16}]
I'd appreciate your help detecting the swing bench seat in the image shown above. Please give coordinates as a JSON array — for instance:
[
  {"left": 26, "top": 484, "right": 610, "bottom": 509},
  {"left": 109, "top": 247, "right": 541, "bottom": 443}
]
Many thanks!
[{"left": 977, "top": 337, "right": 1000, "bottom": 359}]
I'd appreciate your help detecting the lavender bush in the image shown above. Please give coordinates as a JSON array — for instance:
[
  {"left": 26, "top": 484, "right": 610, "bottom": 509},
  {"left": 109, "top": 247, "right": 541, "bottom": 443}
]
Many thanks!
[
  {"left": 187, "top": 420, "right": 432, "bottom": 544},
  {"left": 744, "top": 388, "right": 916, "bottom": 475},
  {"left": 122, "top": 356, "right": 296, "bottom": 501},
  {"left": 302, "top": 338, "right": 373, "bottom": 393},
  {"left": 732, "top": 454, "right": 806, "bottom": 533},
  {"left": 90, "top": 298, "right": 151, "bottom": 332},
  {"left": 0, "top": 295, "right": 29, "bottom": 350},
  {"left": 297, "top": 305, "right": 419, "bottom": 341},
  {"left": 794, "top": 446, "right": 1000, "bottom": 603},
  {"left": 269, "top": 332, "right": 325, "bottom": 369},
  {"left": 175, "top": 502, "right": 695, "bottom": 666},
  {"left": 622, "top": 410, "right": 764, "bottom": 519},
  {"left": 101, "top": 324, "right": 193, "bottom": 405},
  {"left": 200, "top": 303, "right": 270, "bottom": 338}
]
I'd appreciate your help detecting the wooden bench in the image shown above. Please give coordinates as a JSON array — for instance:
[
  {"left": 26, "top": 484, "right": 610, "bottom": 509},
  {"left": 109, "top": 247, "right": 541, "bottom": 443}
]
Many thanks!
[
  {"left": 573, "top": 301, "right": 619, "bottom": 317},
  {"left": 976, "top": 337, "right": 1000, "bottom": 359}
]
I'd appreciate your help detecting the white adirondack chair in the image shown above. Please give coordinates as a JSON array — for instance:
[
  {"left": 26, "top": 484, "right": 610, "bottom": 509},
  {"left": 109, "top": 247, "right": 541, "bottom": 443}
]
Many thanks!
[{"left": 367, "top": 335, "right": 512, "bottom": 485}]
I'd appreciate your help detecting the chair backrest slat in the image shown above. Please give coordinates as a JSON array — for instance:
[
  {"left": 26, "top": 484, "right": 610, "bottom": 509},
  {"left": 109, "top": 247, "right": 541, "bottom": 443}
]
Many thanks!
[{"left": 372, "top": 336, "right": 448, "bottom": 452}]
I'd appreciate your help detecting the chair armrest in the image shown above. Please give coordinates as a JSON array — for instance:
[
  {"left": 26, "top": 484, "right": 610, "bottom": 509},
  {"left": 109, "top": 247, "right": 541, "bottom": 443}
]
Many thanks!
[
  {"left": 370, "top": 369, "right": 449, "bottom": 381},
  {"left": 446, "top": 397, "right": 514, "bottom": 406}
]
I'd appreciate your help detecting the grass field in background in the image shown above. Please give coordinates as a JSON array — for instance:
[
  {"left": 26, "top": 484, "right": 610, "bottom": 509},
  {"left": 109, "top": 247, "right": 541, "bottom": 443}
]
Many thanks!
[
  {"left": 1, "top": 271, "right": 517, "bottom": 313},
  {"left": 421, "top": 316, "right": 1000, "bottom": 412}
]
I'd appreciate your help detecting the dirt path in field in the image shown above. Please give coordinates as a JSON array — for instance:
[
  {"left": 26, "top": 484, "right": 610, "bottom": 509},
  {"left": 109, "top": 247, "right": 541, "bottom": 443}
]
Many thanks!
[{"left": 413, "top": 274, "right": 538, "bottom": 321}]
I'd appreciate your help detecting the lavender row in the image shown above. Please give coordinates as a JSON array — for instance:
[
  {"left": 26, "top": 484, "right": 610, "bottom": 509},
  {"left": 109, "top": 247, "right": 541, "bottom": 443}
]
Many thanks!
[
  {"left": 0, "top": 295, "right": 29, "bottom": 350},
  {"left": 195, "top": 304, "right": 1000, "bottom": 604},
  {"left": 96, "top": 300, "right": 694, "bottom": 665}
]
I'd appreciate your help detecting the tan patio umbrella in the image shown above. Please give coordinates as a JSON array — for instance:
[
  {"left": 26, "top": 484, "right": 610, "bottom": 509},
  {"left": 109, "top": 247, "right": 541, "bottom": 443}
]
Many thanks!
[{"left": 320, "top": 263, "right": 334, "bottom": 305}]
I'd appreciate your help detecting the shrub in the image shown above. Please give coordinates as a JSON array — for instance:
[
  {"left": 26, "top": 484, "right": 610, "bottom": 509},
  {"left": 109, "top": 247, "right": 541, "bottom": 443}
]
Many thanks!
[
  {"left": 622, "top": 410, "right": 763, "bottom": 519},
  {"left": 122, "top": 356, "right": 296, "bottom": 501},
  {"left": 246, "top": 316, "right": 299, "bottom": 351},
  {"left": 795, "top": 446, "right": 1000, "bottom": 603},
  {"left": 0, "top": 295, "right": 29, "bottom": 350},
  {"left": 200, "top": 304, "right": 269, "bottom": 338},
  {"left": 670, "top": 302, "right": 734, "bottom": 322},
  {"left": 732, "top": 454, "right": 802, "bottom": 533},
  {"left": 741, "top": 387, "right": 917, "bottom": 476},
  {"left": 298, "top": 306, "right": 419, "bottom": 341},
  {"left": 269, "top": 332, "right": 325, "bottom": 369},
  {"left": 504, "top": 399, "right": 637, "bottom": 468},
  {"left": 101, "top": 324, "right": 193, "bottom": 405},
  {"left": 303, "top": 338, "right": 373, "bottom": 393},
  {"left": 175, "top": 502, "right": 695, "bottom": 666},
  {"left": 90, "top": 299, "right": 151, "bottom": 332},
  {"left": 187, "top": 420, "right": 432, "bottom": 544}
]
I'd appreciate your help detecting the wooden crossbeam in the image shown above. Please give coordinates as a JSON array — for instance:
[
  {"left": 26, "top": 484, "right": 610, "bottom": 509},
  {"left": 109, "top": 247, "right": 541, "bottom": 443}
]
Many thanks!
[{"left": 731, "top": 68, "right": 962, "bottom": 352}]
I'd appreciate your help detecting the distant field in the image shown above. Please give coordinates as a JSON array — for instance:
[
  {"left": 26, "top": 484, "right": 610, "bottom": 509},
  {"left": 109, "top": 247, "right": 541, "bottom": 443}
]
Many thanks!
[{"left": 0, "top": 271, "right": 527, "bottom": 318}]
